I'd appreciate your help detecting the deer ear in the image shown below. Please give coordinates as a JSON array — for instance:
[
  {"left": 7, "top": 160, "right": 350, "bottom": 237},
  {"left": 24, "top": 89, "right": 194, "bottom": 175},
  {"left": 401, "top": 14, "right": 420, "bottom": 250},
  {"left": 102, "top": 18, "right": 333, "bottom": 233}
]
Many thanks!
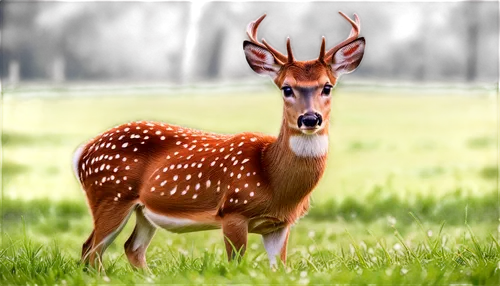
[
  {"left": 243, "top": 41, "right": 281, "bottom": 78},
  {"left": 330, "top": 37, "right": 365, "bottom": 77}
]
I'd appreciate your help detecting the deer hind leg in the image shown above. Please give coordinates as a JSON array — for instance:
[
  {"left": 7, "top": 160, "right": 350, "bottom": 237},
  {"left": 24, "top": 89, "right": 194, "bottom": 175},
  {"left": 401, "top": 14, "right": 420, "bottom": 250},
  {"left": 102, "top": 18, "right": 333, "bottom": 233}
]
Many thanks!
[
  {"left": 124, "top": 207, "right": 157, "bottom": 268},
  {"left": 82, "top": 200, "right": 137, "bottom": 269},
  {"left": 81, "top": 230, "right": 95, "bottom": 263}
]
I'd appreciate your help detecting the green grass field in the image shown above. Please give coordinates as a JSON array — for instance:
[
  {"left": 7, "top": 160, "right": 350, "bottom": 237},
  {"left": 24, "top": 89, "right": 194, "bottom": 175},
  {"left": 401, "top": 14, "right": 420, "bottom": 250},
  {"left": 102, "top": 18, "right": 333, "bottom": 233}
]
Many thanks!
[{"left": 1, "top": 85, "right": 499, "bottom": 284}]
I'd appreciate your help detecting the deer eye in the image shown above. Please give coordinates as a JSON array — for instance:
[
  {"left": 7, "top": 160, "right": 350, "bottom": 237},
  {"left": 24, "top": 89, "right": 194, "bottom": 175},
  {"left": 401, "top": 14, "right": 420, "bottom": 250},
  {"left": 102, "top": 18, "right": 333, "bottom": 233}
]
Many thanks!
[
  {"left": 281, "top": 86, "right": 294, "bottom": 98},
  {"left": 322, "top": 85, "right": 333, "bottom": 96}
]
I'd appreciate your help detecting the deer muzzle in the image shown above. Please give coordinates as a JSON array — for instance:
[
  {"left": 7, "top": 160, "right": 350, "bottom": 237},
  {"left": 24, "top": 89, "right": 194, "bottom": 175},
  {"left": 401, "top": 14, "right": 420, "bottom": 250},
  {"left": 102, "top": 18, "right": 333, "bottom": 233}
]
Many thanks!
[{"left": 297, "top": 112, "right": 323, "bottom": 129}]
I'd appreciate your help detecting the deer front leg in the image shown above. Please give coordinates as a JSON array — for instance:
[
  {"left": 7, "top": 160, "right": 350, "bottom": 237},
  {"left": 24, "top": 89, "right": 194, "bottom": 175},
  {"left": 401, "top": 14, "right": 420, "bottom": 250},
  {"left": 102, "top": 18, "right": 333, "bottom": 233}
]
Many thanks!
[
  {"left": 262, "top": 226, "right": 290, "bottom": 268},
  {"left": 222, "top": 214, "right": 248, "bottom": 261}
]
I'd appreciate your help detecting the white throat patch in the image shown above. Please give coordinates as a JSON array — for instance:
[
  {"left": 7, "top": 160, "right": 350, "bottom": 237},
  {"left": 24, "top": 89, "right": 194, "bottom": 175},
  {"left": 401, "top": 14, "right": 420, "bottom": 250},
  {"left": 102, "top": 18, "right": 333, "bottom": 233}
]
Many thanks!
[{"left": 289, "top": 135, "right": 329, "bottom": 157}]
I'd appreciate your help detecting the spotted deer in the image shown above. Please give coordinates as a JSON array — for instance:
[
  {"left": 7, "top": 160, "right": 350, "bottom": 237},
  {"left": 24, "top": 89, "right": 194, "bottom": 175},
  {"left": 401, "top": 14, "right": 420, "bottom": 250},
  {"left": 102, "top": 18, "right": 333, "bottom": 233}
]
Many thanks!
[{"left": 73, "top": 12, "right": 365, "bottom": 269}]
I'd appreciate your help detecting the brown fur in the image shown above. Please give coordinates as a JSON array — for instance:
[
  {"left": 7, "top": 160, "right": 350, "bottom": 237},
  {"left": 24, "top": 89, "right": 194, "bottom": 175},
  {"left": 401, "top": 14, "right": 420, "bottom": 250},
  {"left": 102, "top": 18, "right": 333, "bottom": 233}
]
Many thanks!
[{"left": 75, "top": 12, "right": 365, "bottom": 268}]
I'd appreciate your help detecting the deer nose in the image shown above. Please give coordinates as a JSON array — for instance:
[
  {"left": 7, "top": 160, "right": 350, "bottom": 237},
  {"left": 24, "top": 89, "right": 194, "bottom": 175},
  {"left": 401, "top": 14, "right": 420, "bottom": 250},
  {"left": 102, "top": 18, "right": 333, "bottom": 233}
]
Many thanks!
[{"left": 297, "top": 112, "right": 322, "bottom": 128}]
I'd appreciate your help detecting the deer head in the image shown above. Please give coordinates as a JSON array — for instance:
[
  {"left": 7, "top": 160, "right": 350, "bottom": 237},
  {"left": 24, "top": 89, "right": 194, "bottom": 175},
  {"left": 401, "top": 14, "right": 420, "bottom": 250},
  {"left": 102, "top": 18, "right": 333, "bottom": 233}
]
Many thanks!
[{"left": 243, "top": 12, "right": 365, "bottom": 136}]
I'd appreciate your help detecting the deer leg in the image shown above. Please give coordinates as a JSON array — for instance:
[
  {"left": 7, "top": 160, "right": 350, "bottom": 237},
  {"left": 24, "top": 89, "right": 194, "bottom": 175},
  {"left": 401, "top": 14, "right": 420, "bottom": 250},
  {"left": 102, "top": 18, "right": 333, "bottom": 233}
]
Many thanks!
[
  {"left": 81, "top": 230, "right": 95, "bottom": 264},
  {"left": 222, "top": 214, "right": 248, "bottom": 261},
  {"left": 84, "top": 201, "right": 137, "bottom": 269},
  {"left": 124, "top": 207, "right": 157, "bottom": 268},
  {"left": 262, "top": 226, "right": 290, "bottom": 268}
]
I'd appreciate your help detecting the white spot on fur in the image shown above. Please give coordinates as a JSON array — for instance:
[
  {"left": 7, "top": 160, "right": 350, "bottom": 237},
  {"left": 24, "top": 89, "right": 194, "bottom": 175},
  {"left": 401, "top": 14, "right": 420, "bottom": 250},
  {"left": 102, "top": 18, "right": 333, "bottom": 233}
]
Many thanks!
[{"left": 170, "top": 186, "right": 177, "bottom": 195}]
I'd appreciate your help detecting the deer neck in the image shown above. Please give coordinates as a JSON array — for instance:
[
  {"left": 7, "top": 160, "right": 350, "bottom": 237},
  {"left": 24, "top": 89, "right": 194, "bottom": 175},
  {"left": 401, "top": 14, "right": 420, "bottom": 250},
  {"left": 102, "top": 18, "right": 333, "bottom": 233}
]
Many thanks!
[{"left": 263, "top": 117, "right": 329, "bottom": 207}]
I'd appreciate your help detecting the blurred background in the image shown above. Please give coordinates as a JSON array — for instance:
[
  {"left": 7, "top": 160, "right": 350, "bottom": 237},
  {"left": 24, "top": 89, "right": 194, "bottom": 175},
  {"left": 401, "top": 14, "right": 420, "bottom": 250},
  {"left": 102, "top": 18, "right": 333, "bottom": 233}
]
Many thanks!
[
  {"left": 1, "top": 1, "right": 499, "bottom": 256},
  {"left": 2, "top": 1, "right": 498, "bottom": 87},
  {"left": 1, "top": 3, "right": 499, "bottom": 282}
]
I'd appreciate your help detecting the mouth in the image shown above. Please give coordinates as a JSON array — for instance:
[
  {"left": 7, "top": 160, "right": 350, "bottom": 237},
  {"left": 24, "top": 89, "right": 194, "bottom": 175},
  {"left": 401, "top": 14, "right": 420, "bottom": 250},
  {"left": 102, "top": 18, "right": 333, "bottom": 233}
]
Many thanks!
[{"left": 299, "top": 127, "right": 320, "bottom": 135}]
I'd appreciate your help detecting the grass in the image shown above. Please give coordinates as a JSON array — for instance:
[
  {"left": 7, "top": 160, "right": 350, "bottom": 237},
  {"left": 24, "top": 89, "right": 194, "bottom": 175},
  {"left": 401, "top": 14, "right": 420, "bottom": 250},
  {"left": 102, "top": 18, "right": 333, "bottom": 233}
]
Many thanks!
[
  {"left": 1, "top": 84, "right": 499, "bottom": 284},
  {"left": 1, "top": 204, "right": 499, "bottom": 284}
]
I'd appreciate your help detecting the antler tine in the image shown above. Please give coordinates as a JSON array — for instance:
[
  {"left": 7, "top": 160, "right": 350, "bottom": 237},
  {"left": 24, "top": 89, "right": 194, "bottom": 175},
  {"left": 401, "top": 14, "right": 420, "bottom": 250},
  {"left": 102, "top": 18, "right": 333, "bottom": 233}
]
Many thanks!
[
  {"left": 246, "top": 14, "right": 267, "bottom": 45},
  {"left": 246, "top": 14, "right": 288, "bottom": 64},
  {"left": 318, "top": 36, "right": 326, "bottom": 62},
  {"left": 348, "top": 14, "right": 361, "bottom": 38},
  {"left": 286, "top": 37, "right": 294, "bottom": 63},
  {"left": 324, "top": 11, "right": 361, "bottom": 59}
]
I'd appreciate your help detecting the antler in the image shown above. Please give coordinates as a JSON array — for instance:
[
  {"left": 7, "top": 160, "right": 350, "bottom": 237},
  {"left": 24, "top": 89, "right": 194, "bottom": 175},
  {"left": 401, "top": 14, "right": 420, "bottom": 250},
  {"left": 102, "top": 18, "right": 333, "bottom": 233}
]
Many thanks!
[
  {"left": 246, "top": 14, "right": 291, "bottom": 64},
  {"left": 323, "top": 11, "right": 361, "bottom": 60}
]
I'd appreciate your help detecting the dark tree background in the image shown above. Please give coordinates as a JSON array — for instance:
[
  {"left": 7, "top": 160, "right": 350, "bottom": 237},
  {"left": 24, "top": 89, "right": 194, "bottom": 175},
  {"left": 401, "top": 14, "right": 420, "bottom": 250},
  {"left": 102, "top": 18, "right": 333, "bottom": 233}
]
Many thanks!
[{"left": 1, "top": 1, "right": 498, "bottom": 86}]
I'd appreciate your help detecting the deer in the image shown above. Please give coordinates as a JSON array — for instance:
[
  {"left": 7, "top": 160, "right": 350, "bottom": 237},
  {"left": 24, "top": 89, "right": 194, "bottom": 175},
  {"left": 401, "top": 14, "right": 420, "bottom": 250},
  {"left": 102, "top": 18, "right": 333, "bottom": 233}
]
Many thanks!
[{"left": 73, "top": 11, "right": 365, "bottom": 269}]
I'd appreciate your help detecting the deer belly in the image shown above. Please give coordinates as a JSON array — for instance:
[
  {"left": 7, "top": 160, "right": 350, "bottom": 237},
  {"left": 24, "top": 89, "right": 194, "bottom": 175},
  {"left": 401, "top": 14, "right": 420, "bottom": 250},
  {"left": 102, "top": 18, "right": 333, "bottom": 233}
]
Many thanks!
[
  {"left": 143, "top": 207, "right": 221, "bottom": 233},
  {"left": 248, "top": 217, "right": 287, "bottom": 234}
]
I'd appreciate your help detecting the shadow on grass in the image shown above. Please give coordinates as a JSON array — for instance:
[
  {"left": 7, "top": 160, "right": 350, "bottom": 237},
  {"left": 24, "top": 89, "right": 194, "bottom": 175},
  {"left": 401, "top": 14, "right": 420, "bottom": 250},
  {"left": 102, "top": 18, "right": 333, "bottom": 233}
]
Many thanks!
[
  {"left": 2, "top": 187, "right": 497, "bottom": 229},
  {"left": 347, "top": 140, "right": 380, "bottom": 152},
  {"left": 465, "top": 135, "right": 496, "bottom": 149},
  {"left": 1, "top": 195, "right": 88, "bottom": 221},
  {"left": 0, "top": 161, "right": 61, "bottom": 186},
  {"left": 2, "top": 132, "right": 69, "bottom": 146},
  {"left": 410, "top": 140, "right": 438, "bottom": 151},
  {"left": 309, "top": 187, "right": 498, "bottom": 225},
  {"left": 417, "top": 166, "right": 446, "bottom": 178},
  {"left": 480, "top": 166, "right": 498, "bottom": 180}
]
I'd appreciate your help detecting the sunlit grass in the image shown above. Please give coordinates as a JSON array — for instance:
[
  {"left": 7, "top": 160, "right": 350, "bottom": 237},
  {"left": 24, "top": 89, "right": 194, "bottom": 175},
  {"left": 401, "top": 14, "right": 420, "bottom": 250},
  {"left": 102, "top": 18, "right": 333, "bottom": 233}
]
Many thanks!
[
  {"left": 2, "top": 199, "right": 499, "bottom": 284},
  {"left": 2, "top": 87, "right": 497, "bottom": 201},
  {"left": 1, "top": 85, "right": 498, "bottom": 284}
]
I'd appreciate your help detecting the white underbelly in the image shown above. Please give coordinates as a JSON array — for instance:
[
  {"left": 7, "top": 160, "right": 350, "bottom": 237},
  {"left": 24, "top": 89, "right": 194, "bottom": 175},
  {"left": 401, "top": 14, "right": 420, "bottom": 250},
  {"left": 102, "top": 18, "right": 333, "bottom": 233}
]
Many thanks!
[{"left": 143, "top": 208, "right": 221, "bottom": 233}]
